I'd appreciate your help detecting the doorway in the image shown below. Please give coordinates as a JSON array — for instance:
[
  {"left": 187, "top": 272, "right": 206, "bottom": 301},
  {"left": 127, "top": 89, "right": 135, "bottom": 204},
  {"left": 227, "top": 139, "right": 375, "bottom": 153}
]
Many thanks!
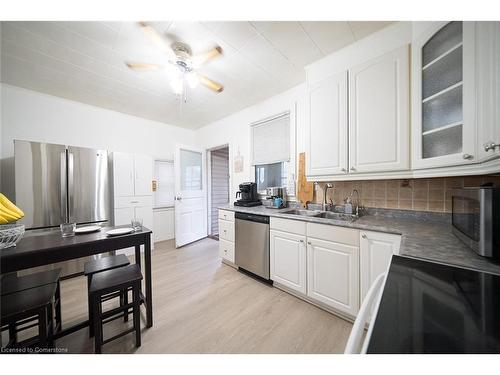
[{"left": 208, "top": 145, "right": 230, "bottom": 238}]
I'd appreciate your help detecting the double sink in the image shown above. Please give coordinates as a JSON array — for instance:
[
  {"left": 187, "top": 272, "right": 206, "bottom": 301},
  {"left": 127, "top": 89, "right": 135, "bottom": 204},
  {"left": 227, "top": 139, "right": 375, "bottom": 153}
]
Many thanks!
[{"left": 280, "top": 208, "right": 359, "bottom": 222}]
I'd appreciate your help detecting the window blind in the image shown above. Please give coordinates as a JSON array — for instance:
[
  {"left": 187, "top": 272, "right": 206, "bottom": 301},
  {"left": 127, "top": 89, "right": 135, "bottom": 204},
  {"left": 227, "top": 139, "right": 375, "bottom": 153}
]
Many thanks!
[{"left": 251, "top": 112, "right": 290, "bottom": 165}]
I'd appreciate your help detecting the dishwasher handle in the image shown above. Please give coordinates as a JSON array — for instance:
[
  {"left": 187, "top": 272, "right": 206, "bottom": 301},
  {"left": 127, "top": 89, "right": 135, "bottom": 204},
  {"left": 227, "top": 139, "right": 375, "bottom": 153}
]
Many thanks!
[{"left": 235, "top": 212, "right": 270, "bottom": 224}]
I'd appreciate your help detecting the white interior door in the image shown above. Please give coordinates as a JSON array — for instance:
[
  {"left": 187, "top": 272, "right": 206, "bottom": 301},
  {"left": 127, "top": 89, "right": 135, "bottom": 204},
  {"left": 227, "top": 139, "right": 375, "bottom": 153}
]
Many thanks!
[{"left": 174, "top": 145, "right": 207, "bottom": 247}]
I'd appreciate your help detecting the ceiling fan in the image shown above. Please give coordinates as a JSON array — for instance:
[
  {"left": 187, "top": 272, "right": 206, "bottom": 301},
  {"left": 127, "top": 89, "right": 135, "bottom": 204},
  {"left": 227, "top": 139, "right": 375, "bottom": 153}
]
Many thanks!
[{"left": 126, "top": 22, "right": 224, "bottom": 96}]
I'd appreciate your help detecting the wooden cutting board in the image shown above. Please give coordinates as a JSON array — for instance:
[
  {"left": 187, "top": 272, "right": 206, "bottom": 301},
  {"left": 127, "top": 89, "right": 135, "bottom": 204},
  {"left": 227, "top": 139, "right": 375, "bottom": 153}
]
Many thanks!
[{"left": 297, "top": 153, "right": 314, "bottom": 208}]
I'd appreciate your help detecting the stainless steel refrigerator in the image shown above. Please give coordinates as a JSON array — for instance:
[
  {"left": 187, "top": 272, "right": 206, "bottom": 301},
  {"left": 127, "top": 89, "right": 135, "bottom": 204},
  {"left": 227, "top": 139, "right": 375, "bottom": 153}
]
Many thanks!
[{"left": 14, "top": 140, "right": 111, "bottom": 277}]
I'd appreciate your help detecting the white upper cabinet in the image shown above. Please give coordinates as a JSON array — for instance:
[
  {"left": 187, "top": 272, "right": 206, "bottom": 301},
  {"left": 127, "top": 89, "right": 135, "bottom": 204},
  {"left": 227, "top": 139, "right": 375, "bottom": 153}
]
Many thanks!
[
  {"left": 113, "top": 152, "right": 153, "bottom": 197},
  {"left": 476, "top": 22, "right": 500, "bottom": 162},
  {"left": 113, "top": 152, "right": 135, "bottom": 197},
  {"left": 412, "top": 21, "right": 477, "bottom": 169},
  {"left": 134, "top": 153, "right": 154, "bottom": 196},
  {"left": 349, "top": 45, "right": 410, "bottom": 173},
  {"left": 306, "top": 71, "right": 348, "bottom": 177}
]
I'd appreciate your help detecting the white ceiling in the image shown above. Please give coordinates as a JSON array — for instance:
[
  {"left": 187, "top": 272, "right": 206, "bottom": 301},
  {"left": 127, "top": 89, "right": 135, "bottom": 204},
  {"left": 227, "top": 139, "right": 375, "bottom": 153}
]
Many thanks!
[{"left": 0, "top": 21, "right": 392, "bottom": 129}]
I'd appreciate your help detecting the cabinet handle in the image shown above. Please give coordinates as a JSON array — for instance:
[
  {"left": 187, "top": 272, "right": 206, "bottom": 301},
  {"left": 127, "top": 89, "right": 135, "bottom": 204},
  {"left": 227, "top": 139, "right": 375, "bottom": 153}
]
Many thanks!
[
  {"left": 462, "top": 153, "right": 474, "bottom": 160},
  {"left": 130, "top": 200, "right": 139, "bottom": 204},
  {"left": 484, "top": 142, "right": 499, "bottom": 152},
  {"left": 361, "top": 234, "right": 367, "bottom": 239}
]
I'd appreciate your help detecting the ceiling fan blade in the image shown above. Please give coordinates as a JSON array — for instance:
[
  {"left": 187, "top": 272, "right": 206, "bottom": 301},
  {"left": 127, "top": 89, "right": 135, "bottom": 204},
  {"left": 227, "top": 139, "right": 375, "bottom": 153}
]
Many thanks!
[
  {"left": 138, "top": 22, "right": 176, "bottom": 59},
  {"left": 198, "top": 75, "right": 224, "bottom": 93},
  {"left": 126, "top": 62, "right": 163, "bottom": 71},
  {"left": 192, "top": 46, "right": 223, "bottom": 67}
]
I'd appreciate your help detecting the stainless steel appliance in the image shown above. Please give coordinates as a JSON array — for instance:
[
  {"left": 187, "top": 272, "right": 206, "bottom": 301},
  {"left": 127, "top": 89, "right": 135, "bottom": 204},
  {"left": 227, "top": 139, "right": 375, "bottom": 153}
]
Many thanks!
[
  {"left": 235, "top": 212, "right": 270, "bottom": 279},
  {"left": 14, "top": 140, "right": 111, "bottom": 276},
  {"left": 265, "top": 186, "right": 287, "bottom": 208},
  {"left": 452, "top": 187, "right": 500, "bottom": 259},
  {"left": 234, "top": 182, "right": 261, "bottom": 207}
]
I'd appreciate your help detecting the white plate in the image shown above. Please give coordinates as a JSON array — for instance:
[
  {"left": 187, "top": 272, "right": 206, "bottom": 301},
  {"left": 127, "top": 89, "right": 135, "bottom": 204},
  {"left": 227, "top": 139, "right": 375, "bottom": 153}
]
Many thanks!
[
  {"left": 106, "top": 227, "right": 134, "bottom": 237},
  {"left": 74, "top": 225, "right": 101, "bottom": 234}
]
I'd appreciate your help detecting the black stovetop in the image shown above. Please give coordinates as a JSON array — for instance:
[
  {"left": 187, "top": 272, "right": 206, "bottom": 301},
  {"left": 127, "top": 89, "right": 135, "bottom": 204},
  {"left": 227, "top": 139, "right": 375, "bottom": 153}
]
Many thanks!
[{"left": 367, "top": 255, "right": 500, "bottom": 353}]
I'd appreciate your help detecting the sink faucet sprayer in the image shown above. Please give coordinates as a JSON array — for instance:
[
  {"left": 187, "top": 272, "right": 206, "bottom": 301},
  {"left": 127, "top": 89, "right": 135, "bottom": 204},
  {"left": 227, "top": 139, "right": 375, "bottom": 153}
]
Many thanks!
[{"left": 322, "top": 183, "right": 334, "bottom": 211}]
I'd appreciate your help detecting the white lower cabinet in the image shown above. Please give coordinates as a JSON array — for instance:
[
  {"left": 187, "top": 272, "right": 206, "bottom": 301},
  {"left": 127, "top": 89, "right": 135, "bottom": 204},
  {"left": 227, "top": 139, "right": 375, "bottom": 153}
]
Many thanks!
[
  {"left": 360, "top": 231, "right": 401, "bottom": 301},
  {"left": 219, "top": 238, "right": 235, "bottom": 263},
  {"left": 270, "top": 230, "right": 307, "bottom": 294},
  {"left": 218, "top": 209, "right": 235, "bottom": 264},
  {"left": 307, "top": 237, "right": 360, "bottom": 317}
]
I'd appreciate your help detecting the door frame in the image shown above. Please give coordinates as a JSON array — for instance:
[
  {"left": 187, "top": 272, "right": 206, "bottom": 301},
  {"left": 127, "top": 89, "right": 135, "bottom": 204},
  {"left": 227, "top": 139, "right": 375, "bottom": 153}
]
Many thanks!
[{"left": 206, "top": 143, "right": 231, "bottom": 237}]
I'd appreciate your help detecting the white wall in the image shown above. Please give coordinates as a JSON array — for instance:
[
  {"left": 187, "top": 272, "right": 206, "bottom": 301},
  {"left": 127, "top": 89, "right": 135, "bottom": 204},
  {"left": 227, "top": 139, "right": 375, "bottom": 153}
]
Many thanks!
[
  {"left": 0, "top": 84, "right": 196, "bottom": 197},
  {"left": 196, "top": 83, "right": 307, "bottom": 201}
]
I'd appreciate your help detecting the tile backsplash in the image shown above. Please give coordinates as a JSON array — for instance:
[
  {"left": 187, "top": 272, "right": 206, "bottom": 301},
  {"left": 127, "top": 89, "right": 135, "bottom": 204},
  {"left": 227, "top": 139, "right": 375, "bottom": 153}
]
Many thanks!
[{"left": 313, "top": 175, "right": 500, "bottom": 213}]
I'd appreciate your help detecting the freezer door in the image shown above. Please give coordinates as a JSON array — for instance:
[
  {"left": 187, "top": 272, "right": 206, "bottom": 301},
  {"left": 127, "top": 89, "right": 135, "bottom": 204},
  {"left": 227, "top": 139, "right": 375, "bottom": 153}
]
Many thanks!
[
  {"left": 14, "top": 140, "right": 67, "bottom": 229},
  {"left": 68, "top": 146, "right": 110, "bottom": 224}
]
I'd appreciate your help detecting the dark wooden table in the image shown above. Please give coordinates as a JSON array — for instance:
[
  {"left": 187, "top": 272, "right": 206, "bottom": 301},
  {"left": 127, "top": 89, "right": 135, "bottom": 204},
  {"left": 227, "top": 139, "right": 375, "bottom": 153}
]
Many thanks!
[{"left": 0, "top": 226, "right": 153, "bottom": 339}]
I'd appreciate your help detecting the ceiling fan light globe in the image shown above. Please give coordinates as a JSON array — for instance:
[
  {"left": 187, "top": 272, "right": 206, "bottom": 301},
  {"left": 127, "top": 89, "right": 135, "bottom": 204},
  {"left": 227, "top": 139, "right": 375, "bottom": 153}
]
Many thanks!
[
  {"left": 186, "top": 72, "right": 199, "bottom": 89},
  {"left": 170, "top": 76, "right": 184, "bottom": 95}
]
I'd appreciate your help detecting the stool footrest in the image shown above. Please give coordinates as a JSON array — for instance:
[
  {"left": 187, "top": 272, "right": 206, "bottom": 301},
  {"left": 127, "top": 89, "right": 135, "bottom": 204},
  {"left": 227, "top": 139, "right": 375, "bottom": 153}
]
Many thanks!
[{"left": 102, "top": 327, "right": 136, "bottom": 345}]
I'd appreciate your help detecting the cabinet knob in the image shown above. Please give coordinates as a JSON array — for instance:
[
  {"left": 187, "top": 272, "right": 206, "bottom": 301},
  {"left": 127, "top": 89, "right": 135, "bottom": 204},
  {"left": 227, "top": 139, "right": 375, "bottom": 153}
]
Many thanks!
[
  {"left": 341, "top": 168, "right": 346, "bottom": 172},
  {"left": 175, "top": 196, "right": 182, "bottom": 201},
  {"left": 299, "top": 239, "right": 304, "bottom": 243},
  {"left": 462, "top": 154, "right": 474, "bottom": 160},
  {"left": 307, "top": 241, "right": 311, "bottom": 245},
  {"left": 484, "top": 142, "right": 499, "bottom": 152},
  {"left": 350, "top": 167, "right": 356, "bottom": 171},
  {"left": 361, "top": 233, "right": 367, "bottom": 239}
]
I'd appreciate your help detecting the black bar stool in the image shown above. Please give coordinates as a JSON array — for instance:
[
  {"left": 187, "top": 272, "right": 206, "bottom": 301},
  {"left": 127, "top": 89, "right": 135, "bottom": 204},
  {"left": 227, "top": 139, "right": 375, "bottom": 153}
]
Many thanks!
[
  {"left": 84, "top": 254, "right": 130, "bottom": 337},
  {"left": 89, "top": 264, "right": 143, "bottom": 354},
  {"left": 1, "top": 283, "right": 58, "bottom": 349},
  {"left": 1, "top": 269, "right": 63, "bottom": 340}
]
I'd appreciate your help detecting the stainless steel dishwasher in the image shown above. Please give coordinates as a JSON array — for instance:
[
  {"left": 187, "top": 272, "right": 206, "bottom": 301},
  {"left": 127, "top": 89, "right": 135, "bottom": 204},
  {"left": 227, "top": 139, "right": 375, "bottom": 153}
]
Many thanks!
[{"left": 235, "top": 212, "right": 270, "bottom": 280}]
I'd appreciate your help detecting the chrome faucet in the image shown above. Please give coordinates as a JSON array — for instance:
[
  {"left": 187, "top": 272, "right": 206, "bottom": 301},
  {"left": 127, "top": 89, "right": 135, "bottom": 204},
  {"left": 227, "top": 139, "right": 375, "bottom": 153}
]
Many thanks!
[
  {"left": 352, "top": 189, "right": 360, "bottom": 216},
  {"left": 323, "top": 183, "right": 334, "bottom": 211}
]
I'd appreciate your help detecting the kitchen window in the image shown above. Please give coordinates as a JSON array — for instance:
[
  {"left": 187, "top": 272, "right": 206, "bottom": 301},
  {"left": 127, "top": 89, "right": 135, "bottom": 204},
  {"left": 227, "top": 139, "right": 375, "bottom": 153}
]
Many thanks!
[
  {"left": 255, "top": 162, "right": 287, "bottom": 193},
  {"left": 251, "top": 111, "right": 291, "bottom": 194}
]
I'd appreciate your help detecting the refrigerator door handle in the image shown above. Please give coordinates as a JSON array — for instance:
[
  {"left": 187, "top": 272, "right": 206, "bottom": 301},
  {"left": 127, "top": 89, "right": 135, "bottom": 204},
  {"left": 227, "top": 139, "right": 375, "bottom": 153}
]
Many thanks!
[
  {"left": 67, "top": 151, "right": 74, "bottom": 223},
  {"left": 61, "top": 151, "right": 68, "bottom": 223}
]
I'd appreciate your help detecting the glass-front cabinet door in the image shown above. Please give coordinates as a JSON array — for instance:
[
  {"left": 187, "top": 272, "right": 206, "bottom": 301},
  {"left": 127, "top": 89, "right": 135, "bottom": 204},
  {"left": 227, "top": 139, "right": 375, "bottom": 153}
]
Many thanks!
[{"left": 412, "top": 21, "right": 476, "bottom": 169}]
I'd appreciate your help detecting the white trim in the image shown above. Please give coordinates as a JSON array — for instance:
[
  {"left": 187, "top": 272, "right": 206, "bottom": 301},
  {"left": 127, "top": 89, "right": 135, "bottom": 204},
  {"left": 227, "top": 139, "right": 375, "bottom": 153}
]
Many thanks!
[
  {"left": 422, "top": 121, "right": 462, "bottom": 136},
  {"left": 250, "top": 111, "right": 290, "bottom": 128},
  {"left": 307, "top": 156, "right": 500, "bottom": 181},
  {"left": 422, "top": 81, "right": 463, "bottom": 103},
  {"left": 422, "top": 42, "right": 463, "bottom": 70}
]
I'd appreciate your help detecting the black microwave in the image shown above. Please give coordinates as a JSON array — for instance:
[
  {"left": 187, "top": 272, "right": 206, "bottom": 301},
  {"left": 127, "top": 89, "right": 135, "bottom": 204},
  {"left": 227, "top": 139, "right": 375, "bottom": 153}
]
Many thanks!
[{"left": 452, "top": 187, "right": 500, "bottom": 259}]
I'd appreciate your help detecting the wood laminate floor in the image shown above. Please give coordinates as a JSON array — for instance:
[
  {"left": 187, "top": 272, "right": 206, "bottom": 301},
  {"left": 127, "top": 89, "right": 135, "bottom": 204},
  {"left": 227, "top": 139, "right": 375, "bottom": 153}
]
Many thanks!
[{"left": 54, "top": 238, "right": 352, "bottom": 354}]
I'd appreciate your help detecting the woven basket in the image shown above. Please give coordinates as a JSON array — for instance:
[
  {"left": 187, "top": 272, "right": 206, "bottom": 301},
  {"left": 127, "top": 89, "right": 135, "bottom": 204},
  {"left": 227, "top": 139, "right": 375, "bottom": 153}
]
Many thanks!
[{"left": 0, "top": 224, "right": 25, "bottom": 249}]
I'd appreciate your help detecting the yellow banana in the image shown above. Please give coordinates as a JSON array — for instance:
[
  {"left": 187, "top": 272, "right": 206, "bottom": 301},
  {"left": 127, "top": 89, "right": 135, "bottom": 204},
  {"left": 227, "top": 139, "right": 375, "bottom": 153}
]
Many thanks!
[
  {"left": 0, "top": 206, "right": 20, "bottom": 222},
  {"left": 0, "top": 216, "right": 9, "bottom": 224},
  {"left": 0, "top": 205, "right": 22, "bottom": 222},
  {"left": 0, "top": 193, "right": 24, "bottom": 218}
]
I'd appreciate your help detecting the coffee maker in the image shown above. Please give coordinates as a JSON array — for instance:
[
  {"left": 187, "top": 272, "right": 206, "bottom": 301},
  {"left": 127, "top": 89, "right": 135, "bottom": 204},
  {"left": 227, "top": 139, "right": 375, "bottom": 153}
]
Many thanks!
[{"left": 234, "top": 182, "right": 262, "bottom": 207}]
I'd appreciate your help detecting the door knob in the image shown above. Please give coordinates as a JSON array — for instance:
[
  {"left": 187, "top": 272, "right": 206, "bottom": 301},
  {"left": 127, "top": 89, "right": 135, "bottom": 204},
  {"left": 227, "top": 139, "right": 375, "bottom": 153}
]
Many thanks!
[
  {"left": 484, "top": 142, "right": 499, "bottom": 152},
  {"left": 462, "top": 154, "right": 474, "bottom": 160}
]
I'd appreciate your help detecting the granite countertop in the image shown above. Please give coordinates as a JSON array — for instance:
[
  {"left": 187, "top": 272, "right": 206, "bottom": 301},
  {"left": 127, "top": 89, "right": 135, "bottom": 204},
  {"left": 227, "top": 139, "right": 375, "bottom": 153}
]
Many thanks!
[{"left": 219, "top": 204, "right": 500, "bottom": 275}]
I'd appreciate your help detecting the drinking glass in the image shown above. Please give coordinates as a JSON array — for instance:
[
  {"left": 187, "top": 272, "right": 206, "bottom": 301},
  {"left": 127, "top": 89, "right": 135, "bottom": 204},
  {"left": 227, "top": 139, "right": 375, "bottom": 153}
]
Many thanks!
[
  {"left": 60, "top": 222, "right": 76, "bottom": 237},
  {"left": 131, "top": 218, "right": 143, "bottom": 232}
]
